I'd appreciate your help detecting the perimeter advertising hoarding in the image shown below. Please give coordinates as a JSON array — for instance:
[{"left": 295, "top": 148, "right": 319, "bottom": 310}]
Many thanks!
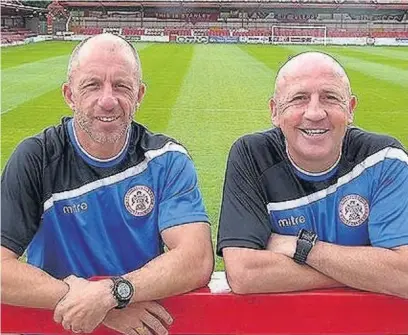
[
  {"left": 209, "top": 36, "right": 239, "bottom": 44},
  {"left": 176, "top": 36, "right": 209, "bottom": 44}
]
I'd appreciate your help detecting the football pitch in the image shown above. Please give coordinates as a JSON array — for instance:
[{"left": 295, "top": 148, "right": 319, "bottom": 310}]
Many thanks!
[{"left": 2, "top": 41, "right": 408, "bottom": 269}]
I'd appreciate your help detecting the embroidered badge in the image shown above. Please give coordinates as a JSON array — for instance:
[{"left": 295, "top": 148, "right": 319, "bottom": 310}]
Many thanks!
[
  {"left": 339, "top": 194, "right": 369, "bottom": 227},
  {"left": 125, "top": 185, "right": 155, "bottom": 216}
]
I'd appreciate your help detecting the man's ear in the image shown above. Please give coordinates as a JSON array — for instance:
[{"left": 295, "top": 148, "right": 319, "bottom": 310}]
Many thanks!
[
  {"left": 137, "top": 82, "right": 146, "bottom": 106},
  {"left": 347, "top": 95, "right": 358, "bottom": 124},
  {"left": 269, "top": 98, "right": 280, "bottom": 127},
  {"left": 62, "top": 83, "right": 75, "bottom": 111}
]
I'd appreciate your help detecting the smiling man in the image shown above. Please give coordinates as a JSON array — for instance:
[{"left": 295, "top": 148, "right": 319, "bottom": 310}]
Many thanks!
[
  {"left": 217, "top": 51, "right": 408, "bottom": 299},
  {"left": 1, "top": 34, "right": 213, "bottom": 334}
]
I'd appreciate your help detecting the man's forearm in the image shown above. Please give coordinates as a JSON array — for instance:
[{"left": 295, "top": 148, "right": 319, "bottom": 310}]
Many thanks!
[
  {"left": 307, "top": 243, "right": 408, "bottom": 299},
  {"left": 1, "top": 258, "right": 69, "bottom": 309},
  {"left": 224, "top": 248, "right": 344, "bottom": 294},
  {"left": 124, "top": 245, "right": 213, "bottom": 303}
]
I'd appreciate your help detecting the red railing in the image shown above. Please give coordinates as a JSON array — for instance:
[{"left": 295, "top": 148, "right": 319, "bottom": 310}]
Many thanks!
[{"left": 2, "top": 287, "right": 408, "bottom": 334}]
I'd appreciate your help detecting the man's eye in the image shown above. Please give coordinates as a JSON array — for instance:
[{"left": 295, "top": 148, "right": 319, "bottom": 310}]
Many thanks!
[
  {"left": 84, "top": 83, "right": 98, "bottom": 88},
  {"left": 116, "top": 84, "right": 130, "bottom": 89},
  {"left": 291, "top": 96, "right": 307, "bottom": 102},
  {"left": 326, "top": 95, "right": 339, "bottom": 101}
]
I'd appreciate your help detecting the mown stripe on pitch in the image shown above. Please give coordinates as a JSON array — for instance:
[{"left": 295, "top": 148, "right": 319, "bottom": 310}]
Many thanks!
[
  {"left": 1, "top": 87, "right": 69, "bottom": 170},
  {"left": 1, "top": 55, "right": 70, "bottom": 114},
  {"left": 312, "top": 46, "right": 408, "bottom": 72},
  {"left": 239, "top": 44, "right": 296, "bottom": 75},
  {"left": 339, "top": 46, "right": 408, "bottom": 62},
  {"left": 135, "top": 43, "right": 195, "bottom": 132},
  {"left": 1, "top": 41, "right": 78, "bottom": 70},
  {"left": 283, "top": 45, "right": 408, "bottom": 88},
  {"left": 1, "top": 41, "right": 152, "bottom": 70},
  {"left": 130, "top": 42, "right": 151, "bottom": 52}
]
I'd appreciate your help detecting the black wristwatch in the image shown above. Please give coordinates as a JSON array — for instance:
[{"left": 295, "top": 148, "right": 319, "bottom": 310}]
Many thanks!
[
  {"left": 293, "top": 229, "right": 318, "bottom": 265},
  {"left": 111, "top": 277, "right": 134, "bottom": 309}
]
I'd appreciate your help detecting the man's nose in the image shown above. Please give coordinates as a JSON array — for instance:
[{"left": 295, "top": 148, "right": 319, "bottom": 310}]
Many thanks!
[
  {"left": 98, "top": 84, "right": 118, "bottom": 111},
  {"left": 304, "top": 94, "right": 327, "bottom": 121}
]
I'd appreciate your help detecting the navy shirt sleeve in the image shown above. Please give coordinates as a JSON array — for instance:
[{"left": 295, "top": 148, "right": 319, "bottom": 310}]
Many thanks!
[
  {"left": 1, "top": 138, "right": 44, "bottom": 256},
  {"left": 216, "top": 137, "right": 272, "bottom": 256},
  {"left": 158, "top": 148, "right": 209, "bottom": 232},
  {"left": 369, "top": 147, "right": 408, "bottom": 248}
]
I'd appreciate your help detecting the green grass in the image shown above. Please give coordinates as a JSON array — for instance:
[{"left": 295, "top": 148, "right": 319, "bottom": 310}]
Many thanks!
[{"left": 2, "top": 41, "right": 408, "bottom": 270}]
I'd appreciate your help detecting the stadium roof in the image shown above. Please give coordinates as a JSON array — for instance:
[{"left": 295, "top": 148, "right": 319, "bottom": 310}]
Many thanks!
[
  {"left": 1, "top": 1, "right": 48, "bottom": 16},
  {"left": 59, "top": 0, "right": 408, "bottom": 9}
]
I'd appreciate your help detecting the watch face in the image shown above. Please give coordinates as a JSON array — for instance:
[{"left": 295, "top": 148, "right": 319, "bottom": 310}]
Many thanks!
[
  {"left": 300, "top": 229, "right": 317, "bottom": 243},
  {"left": 303, "top": 231, "right": 315, "bottom": 240},
  {"left": 117, "top": 282, "right": 131, "bottom": 299}
]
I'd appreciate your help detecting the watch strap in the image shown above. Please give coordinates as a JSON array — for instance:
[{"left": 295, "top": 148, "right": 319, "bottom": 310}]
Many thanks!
[{"left": 293, "top": 229, "right": 317, "bottom": 265}]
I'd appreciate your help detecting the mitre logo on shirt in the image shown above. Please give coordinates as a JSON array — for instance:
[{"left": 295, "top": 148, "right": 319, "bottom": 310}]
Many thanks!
[
  {"left": 278, "top": 215, "right": 306, "bottom": 227},
  {"left": 124, "top": 185, "right": 155, "bottom": 216},
  {"left": 338, "top": 194, "right": 369, "bottom": 227},
  {"left": 62, "top": 202, "right": 88, "bottom": 214}
]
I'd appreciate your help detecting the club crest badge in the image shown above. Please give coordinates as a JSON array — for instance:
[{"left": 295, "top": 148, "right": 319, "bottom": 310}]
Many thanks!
[
  {"left": 339, "top": 194, "right": 369, "bottom": 227},
  {"left": 125, "top": 185, "right": 155, "bottom": 216}
]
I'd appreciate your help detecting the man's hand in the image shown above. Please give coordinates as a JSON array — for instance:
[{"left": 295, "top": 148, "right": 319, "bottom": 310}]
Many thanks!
[
  {"left": 53, "top": 275, "right": 117, "bottom": 333},
  {"left": 103, "top": 301, "right": 173, "bottom": 335},
  {"left": 267, "top": 233, "right": 297, "bottom": 258}
]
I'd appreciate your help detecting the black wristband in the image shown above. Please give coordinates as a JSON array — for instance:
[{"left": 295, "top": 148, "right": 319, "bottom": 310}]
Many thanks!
[{"left": 293, "top": 229, "right": 318, "bottom": 265}]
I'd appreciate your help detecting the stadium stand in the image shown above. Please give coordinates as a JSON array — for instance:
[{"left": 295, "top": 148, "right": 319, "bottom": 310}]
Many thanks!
[
  {"left": 53, "top": 0, "right": 407, "bottom": 42},
  {"left": 1, "top": 0, "right": 46, "bottom": 45},
  {"left": 1, "top": 27, "right": 39, "bottom": 45},
  {"left": 2, "top": 0, "right": 406, "bottom": 46}
]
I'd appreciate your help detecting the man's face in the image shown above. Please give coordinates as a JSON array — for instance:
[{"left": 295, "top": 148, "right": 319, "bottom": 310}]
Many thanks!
[
  {"left": 65, "top": 44, "right": 143, "bottom": 145},
  {"left": 271, "top": 63, "right": 356, "bottom": 171}
]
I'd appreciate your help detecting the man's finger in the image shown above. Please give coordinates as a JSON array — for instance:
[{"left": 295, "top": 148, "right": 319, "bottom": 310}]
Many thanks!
[
  {"left": 141, "top": 312, "right": 168, "bottom": 335},
  {"left": 135, "top": 325, "right": 153, "bottom": 335},
  {"left": 53, "top": 303, "right": 64, "bottom": 323},
  {"left": 61, "top": 318, "right": 71, "bottom": 331},
  {"left": 125, "top": 328, "right": 139, "bottom": 335},
  {"left": 82, "top": 325, "right": 98, "bottom": 334},
  {"left": 64, "top": 275, "right": 77, "bottom": 283},
  {"left": 71, "top": 327, "right": 82, "bottom": 334},
  {"left": 80, "top": 318, "right": 100, "bottom": 334},
  {"left": 146, "top": 303, "right": 173, "bottom": 325}
]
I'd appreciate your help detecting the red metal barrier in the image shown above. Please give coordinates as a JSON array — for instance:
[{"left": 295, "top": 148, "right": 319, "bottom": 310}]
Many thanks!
[{"left": 2, "top": 287, "right": 408, "bottom": 335}]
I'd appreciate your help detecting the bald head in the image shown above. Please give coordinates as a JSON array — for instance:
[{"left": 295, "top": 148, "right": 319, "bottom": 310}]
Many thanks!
[
  {"left": 274, "top": 52, "right": 351, "bottom": 100},
  {"left": 67, "top": 33, "right": 142, "bottom": 83},
  {"left": 269, "top": 51, "right": 357, "bottom": 173}
]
